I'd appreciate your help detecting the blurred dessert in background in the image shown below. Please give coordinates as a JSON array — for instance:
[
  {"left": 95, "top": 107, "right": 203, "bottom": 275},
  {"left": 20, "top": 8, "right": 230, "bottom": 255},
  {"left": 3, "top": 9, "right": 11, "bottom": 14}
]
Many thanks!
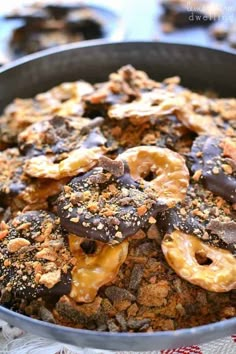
[
  {"left": 0, "top": 1, "right": 122, "bottom": 65},
  {"left": 159, "top": 0, "right": 236, "bottom": 49},
  {"left": 5, "top": 2, "right": 104, "bottom": 55}
]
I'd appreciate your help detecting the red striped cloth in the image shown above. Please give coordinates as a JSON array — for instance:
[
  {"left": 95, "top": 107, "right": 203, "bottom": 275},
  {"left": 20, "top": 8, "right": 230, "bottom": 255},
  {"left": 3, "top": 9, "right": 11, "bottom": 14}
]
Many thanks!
[
  {"left": 160, "top": 335, "right": 236, "bottom": 354},
  {"left": 161, "top": 345, "right": 202, "bottom": 354}
]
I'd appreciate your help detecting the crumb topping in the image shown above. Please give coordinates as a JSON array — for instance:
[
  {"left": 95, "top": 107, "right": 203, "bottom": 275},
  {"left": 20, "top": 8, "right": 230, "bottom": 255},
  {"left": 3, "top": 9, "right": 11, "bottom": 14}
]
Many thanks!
[
  {"left": 0, "top": 211, "right": 72, "bottom": 299},
  {"left": 58, "top": 166, "right": 158, "bottom": 244}
]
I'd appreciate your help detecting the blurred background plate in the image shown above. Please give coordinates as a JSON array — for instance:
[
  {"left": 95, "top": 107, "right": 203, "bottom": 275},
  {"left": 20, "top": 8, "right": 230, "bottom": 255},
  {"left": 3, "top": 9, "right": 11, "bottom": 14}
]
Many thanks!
[{"left": 0, "top": 1, "right": 124, "bottom": 64}]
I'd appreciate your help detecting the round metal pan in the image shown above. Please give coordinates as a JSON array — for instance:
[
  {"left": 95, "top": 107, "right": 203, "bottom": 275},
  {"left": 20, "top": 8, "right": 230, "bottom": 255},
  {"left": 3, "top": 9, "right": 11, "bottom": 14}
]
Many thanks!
[{"left": 0, "top": 41, "right": 235, "bottom": 351}]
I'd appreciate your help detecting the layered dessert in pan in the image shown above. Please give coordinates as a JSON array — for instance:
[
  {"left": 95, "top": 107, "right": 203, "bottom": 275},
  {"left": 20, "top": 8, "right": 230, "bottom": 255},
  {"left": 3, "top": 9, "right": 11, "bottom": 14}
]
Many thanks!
[{"left": 0, "top": 66, "right": 235, "bottom": 332}]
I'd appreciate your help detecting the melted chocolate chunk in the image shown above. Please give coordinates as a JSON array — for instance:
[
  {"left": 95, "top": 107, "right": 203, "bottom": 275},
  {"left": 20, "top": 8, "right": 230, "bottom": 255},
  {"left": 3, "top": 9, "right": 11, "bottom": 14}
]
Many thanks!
[
  {"left": 57, "top": 167, "right": 166, "bottom": 244},
  {"left": 188, "top": 135, "right": 236, "bottom": 203},
  {"left": 0, "top": 211, "right": 72, "bottom": 302}
]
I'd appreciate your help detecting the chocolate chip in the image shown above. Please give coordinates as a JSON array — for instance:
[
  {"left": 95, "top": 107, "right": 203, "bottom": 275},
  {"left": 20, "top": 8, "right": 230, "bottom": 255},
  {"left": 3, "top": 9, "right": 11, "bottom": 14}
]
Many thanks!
[
  {"left": 107, "top": 319, "right": 120, "bottom": 332},
  {"left": 55, "top": 296, "right": 102, "bottom": 325},
  {"left": 115, "top": 313, "right": 127, "bottom": 331},
  {"left": 81, "top": 128, "right": 107, "bottom": 150},
  {"left": 127, "top": 317, "right": 150, "bottom": 330},
  {"left": 129, "top": 264, "right": 144, "bottom": 291},
  {"left": 104, "top": 286, "right": 135, "bottom": 304},
  {"left": 88, "top": 173, "right": 109, "bottom": 185}
]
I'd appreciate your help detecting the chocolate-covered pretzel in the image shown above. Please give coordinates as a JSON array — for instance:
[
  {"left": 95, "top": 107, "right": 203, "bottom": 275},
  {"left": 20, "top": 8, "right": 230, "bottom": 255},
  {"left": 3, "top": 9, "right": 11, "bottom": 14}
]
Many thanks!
[
  {"left": 0, "top": 211, "right": 72, "bottom": 302},
  {"left": 188, "top": 135, "right": 236, "bottom": 203},
  {"left": 83, "top": 65, "right": 162, "bottom": 115},
  {"left": 107, "top": 114, "right": 193, "bottom": 154},
  {"left": 158, "top": 182, "right": 236, "bottom": 255},
  {"left": 0, "top": 81, "right": 93, "bottom": 145},
  {"left": 159, "top": 180, "right": 236, "bottom": 292},
  {"left": 21, "top": 114, "right": 107, "bottom": 181},
  {"left": 57, "top": 163, "right": 163, "bottom": 244},
  {"left": 23, "top": 125, "right": 107, "bottom": 180},
  {"left": 18, "top": 116, "right": 104, "bottom": 157},
  {"left": 0, "top": 148, "right": 67, "bottom": 211},
  {"left": 58, "top": 144, "right": 189, "bottom": 244}
]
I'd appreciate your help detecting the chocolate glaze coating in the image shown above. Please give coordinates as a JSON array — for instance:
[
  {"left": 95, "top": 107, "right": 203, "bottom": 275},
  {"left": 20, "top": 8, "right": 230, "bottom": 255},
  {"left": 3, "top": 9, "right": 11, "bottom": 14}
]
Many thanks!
[
  {"left": 0, "top": 211, "right": 72, "bottom": 302},
  {"left": 57, "top": 167, "right": 167, "bottom": 244},
  {"left": 188, "top": 135, "right": 236, "bottom": 203},
  {"left": 157, "top": 183, "right": 236, "bottom": 255},
  {"left": 157, "top": 207, "right": 203, "bottom": 237}
]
